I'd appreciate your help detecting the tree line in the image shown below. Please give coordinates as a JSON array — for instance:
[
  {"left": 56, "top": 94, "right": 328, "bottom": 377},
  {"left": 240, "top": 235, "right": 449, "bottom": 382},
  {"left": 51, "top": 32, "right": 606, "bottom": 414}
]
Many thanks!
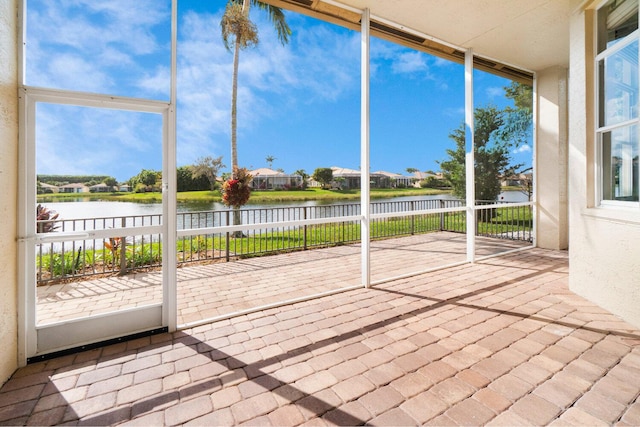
[
  {"left": 38, "top": 158, "right": 223, "bottom": 194},
  {"left": 38, "top": 175, "right": 114, "bottom": 186},
  {"left": 127, "top": 157, "right": 226, "bottom": 193}
]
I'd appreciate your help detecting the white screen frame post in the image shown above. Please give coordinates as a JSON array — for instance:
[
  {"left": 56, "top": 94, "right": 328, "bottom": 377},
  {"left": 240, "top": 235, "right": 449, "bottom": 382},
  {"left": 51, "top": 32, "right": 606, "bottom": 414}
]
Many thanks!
[
  {"left": 361, "top": 8, "right": 371, "bottom": 288},
  {"left": 164, "top": 0, "right": 178, "bottom": 332},
  {"left": 465, "top": 49, "right": 476, "bottom": 262}
]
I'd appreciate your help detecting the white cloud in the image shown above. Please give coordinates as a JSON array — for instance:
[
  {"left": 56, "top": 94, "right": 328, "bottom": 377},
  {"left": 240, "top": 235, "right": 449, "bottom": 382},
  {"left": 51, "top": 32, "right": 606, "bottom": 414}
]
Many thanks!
[
  {"left": 289, "top": 24, "right": 360, "bottom": 101},
  {"left": 175, "top": 9, "right": 360, "bottom": 166},
  {"left": 392, "top": 51, "right": 428, "bottom": 74},
  {"left": 485, "top": 86, "right": 504, "bottom": 99},
  {"left": 137, "top": 66, "right": 171, "bottom": 96},
  {"left": 175, "top": 11, "right": 234, "bottom": 164},
  {"left": 99, "top": 48, "right": 136, "bottom": 69},
  {"left": 513, "top": 144, "right": 532, "bottom": 154},
  {"left": 443, "top": 107, "right": 465, "bottom": 118},
  {"left": 433, "top": 57, "right": 453, "bottom": 68},
  {"left": 26, "top": 0, "right": 170, "bottom": 96},
  {"left": 369, "top": 37, "right": 459, "bottom": 88},
  {"left": 46, "top": 54, "right": 114, "bottom": 93},
  {"left": 62, "top": 0, "right": 167, "bottom": 54},
  {"left": 36, "top": 105, "right": 163, "bottom": 180},
  {"left": 26, "top": 2, "right": 363, "bottom": 173}
]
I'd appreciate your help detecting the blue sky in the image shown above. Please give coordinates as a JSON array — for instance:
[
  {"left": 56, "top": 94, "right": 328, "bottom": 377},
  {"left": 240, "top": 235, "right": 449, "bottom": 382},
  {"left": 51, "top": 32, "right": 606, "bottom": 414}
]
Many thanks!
[{"left": 28, "top": 0, "right": 531, "bottom": 182}]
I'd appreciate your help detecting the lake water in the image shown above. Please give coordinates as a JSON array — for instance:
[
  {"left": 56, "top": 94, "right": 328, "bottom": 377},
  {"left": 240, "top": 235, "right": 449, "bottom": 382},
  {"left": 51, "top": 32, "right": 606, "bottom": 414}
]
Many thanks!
[
  {"left": 39, "top": 191, "right": 529, "bottom": 221},
  {"left": 35, "top": 191, "right": 530, "bottom": 253}
]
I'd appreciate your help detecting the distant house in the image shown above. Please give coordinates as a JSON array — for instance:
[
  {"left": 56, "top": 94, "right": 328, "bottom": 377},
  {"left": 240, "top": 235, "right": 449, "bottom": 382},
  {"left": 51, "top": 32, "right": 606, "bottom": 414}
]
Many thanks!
[
  {"left": 118, "top": 184, "right": 131, "bottom": 192},
  {"left": 307, "top": 178, "right": 322, "bottom": 188},
  {"left": 250, "top": 168, "right": 302, "bottom": 190},
  {"left": 37, "top": 182, "right": 59, "bottom": 194},
  {"left": 330, "top": 166, "right": 388, "bottom": 189},
  {"left": 58, "top": 183, "right": 89, "bottom": 194},
  {"left": 89, "top": 183, "right": 112, "bottom": 193},
  {"left": 501, "top": 173, "right": 532, "bottom": 187},
  {"left": 330, "top": 166, "right": 361, "bottom": 189},
  {"left": 374, "top": 171, "right": 415, "bottom": 188},
  {"left": 410, "top": 171, "right": 442, "bottom": 188}
]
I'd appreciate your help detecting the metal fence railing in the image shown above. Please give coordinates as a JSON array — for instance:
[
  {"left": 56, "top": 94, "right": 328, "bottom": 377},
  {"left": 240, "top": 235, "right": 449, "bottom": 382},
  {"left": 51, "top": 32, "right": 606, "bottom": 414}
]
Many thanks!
[
  {"left": 36, "top": 198, "right": 532, "bottom": 284},
  {"left": 475, "top": 200, "right": 533, "bottom": 241}
]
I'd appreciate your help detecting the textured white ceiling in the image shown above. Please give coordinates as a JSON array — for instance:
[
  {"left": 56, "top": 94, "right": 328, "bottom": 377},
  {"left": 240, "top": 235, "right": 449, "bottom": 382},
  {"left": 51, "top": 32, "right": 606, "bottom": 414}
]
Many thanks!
[{"left": 330, "top": 0, "right": 580, "bottom": 72}]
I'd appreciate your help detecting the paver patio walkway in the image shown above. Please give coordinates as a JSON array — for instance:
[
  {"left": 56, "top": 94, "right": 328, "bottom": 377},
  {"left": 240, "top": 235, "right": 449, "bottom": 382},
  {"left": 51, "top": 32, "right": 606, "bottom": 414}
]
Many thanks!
[
  {"left": 37, "top": 232, "right": 528, "bottom": 326},
  {"left": 2, "top": 246, "right": 640, "bottom": 425}
]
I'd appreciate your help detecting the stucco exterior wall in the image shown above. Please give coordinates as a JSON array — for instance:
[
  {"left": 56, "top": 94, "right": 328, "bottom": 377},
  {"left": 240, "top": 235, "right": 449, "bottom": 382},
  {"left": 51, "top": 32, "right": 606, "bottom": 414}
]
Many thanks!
[
  {"left": 0, "top": 0, "right": 19, "bottom": 385},
  {"left": 536, "top": 66, "right": 569, "bottom": 250},
  {"left": 568, "top": 7, "right": 640, "bottom": 329}
]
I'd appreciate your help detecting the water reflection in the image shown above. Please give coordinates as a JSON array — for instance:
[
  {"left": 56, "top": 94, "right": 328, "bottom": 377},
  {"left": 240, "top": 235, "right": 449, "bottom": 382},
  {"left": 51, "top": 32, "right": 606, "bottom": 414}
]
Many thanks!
[
  {"left": 39, "top": 191, "right": 527, "bottom": 221},
  {"left": 39, "top": 194, "right": 444, "bottom": 219},
  {"left": 35, "top": 191, "right": 530, "bottom": 254}
]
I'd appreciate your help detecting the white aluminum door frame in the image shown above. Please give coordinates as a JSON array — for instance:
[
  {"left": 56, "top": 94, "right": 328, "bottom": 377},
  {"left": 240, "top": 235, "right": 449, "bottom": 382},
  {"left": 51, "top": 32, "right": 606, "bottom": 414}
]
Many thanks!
[
  {"left": 17, "top": 87, "right": 174, "bottom": 362},
  {"left": 17, "top": 0, "right": 178, "bottom": 365}
]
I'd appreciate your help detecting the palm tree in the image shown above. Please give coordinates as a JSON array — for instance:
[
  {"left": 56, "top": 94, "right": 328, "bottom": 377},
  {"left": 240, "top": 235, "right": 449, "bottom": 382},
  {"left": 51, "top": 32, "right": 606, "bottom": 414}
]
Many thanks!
[
  {"left": 265, "top": 155, "right": 276, "bottom": 169},
  {"left": 294, "top": 169, "right": 308, "bottom": 189},
  {"left": 221, "top": 0, "right": 291, "bottom": 229},
  {"left": 221, "top": 0, "right": 291, "bottom": 175}
]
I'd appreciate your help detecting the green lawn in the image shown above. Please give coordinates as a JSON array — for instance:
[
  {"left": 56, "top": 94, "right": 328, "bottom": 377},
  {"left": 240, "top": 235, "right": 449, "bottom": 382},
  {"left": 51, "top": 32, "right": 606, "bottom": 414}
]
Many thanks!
[{"left": 38, "top": 204, "right": 532, "bottom": 284}]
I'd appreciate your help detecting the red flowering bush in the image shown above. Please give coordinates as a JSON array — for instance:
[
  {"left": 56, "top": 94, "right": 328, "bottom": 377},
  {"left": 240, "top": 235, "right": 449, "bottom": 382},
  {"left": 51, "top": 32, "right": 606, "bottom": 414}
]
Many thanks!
[{"left": 222, "top": 166, "right": 253, "bottom": 208}]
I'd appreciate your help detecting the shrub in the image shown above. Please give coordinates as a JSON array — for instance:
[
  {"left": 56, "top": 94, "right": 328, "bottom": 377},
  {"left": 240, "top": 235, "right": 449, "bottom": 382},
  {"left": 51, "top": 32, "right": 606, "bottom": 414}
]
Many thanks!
[
  {"left": 222, "top": 166, "right": 253, "bottom": 208},
  {"left": 420, "top": 176, "right": 448, "bottom": 189},
  {"left": 36, "top": 204, "right": 60, "bottom": 233}
]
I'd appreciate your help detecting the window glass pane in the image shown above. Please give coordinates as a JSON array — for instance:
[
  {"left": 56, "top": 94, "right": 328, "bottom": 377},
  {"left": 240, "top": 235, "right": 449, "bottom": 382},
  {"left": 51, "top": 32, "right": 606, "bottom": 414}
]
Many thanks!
[
  {"left": 598, "top": 0, "right": 638, "bottom": 53},
  {"left": 602, "top": 124, "right": 639, "bottom": 201},
  {"left": 600, "top": 39, "right": 638, "bottom": 127}
]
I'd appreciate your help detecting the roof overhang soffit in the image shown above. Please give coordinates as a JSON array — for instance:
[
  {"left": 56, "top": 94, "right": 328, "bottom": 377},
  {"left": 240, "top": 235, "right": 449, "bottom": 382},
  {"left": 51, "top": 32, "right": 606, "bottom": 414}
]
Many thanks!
[{"left": 265, "top": 0, "right": 534, "bottom": 85}]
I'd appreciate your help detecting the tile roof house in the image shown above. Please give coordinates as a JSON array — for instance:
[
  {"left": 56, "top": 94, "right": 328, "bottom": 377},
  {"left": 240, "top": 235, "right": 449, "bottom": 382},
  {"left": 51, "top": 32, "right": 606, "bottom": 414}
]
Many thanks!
[
  {"left": 58, "top": 183, "right": 89, "bottom": 194},
  {"left": 250, "top": 168, "right": 303, "bottom": 190},
  {"left": 373, "top": 171, "right": 416, "bottom": 188},
  {"left": 330, "top": 166, "right": 390, "bottom": 188},
  {"left": 37, "top": 182, "right": 59, "bottom": 194},
  {"left": 88, "top": 183, "right": 112, "bottom": 193}
]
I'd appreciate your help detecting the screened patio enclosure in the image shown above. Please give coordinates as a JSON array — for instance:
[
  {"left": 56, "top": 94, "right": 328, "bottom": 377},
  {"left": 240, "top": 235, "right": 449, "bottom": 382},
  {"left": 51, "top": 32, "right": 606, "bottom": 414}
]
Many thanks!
[{"left": 18, "top": 0, "right": 535, "bottom": 364}]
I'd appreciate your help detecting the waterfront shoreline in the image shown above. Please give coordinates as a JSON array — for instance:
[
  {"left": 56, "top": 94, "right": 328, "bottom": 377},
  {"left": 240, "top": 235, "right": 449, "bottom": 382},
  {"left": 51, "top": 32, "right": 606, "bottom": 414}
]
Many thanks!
[{"left": 37, "top": 187, "right": 453, "bottom": 204}]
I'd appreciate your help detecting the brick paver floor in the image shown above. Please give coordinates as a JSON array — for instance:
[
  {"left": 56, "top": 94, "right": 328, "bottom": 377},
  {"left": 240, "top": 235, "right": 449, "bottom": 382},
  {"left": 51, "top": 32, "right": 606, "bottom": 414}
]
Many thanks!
[
  {"left": 3, "top": 247, "right": 640, "bottom": 425},
  {"left": 37, "top": 232, "right": 527, "bottom": 326}
]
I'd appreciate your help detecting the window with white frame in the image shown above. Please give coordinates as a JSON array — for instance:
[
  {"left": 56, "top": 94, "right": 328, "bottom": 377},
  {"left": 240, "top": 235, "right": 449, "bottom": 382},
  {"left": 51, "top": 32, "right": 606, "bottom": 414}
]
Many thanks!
[{"left": 597, "top": 0, "right": 639, "bottom": 205}]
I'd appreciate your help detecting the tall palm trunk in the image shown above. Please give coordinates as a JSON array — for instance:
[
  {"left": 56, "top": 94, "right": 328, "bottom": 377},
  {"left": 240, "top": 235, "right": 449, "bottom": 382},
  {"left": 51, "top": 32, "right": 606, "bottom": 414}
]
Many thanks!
[
  {"left": 231, "top": 35, "right": 241, "bottom": 231},
  {"left": 231, "top": 41, "right": 239, "bottom": 173},
  {"left": 230, "top": 0, "right": 250, "bottom": 234},
  {"left": 222, "top": 0, "right": 289, "bottom": 236}
]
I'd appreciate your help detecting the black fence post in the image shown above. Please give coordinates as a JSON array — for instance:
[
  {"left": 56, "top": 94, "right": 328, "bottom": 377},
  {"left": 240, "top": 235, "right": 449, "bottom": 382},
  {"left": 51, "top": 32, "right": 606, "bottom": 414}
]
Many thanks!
[
  {"left": 303, "top": 207, "right": 308, "bottom": 250},
  {"left": 119, "top": 217, "right": 127, "bottom": 275},
  {"left": 225, "top": 210, "right": 230, "bottom": 262},
  {"left": 411, "top": 200, "right": 415, "bottom": 235}
]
